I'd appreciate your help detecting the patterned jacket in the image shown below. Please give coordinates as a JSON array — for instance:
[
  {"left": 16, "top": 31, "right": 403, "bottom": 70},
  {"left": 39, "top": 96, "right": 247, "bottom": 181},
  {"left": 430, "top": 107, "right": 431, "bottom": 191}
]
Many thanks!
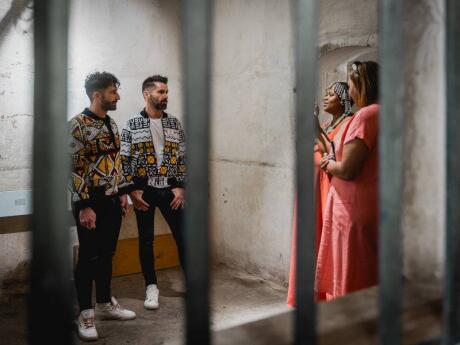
[
  {"left": 69, "top": 108, "right": 129, "bottom": 208},
  {"left": 120, "top": 110, "right": 186, "bottom": 190}
]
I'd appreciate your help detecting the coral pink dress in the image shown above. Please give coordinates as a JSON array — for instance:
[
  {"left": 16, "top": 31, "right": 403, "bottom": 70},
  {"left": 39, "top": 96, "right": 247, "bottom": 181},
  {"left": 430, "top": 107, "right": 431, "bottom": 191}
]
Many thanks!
[
  {"left": 315, "top": 104, "right": 379, "bottom": 300},
  {"left": 287, "top": 115, "right": 353, "bottom": 306}
]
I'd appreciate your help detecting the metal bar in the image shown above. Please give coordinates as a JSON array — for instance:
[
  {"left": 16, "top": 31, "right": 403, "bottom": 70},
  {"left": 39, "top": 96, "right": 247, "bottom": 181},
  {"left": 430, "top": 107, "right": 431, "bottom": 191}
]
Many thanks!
[
  {"left": 180, "top": 1, "right": 212, "bottom": 344},
  {"left": 378, "top": 0, "right": 405, "bottom": 344},
  {"left": 294, "top": 0, "right": 319, "bottom": 344},
  {"left": 443, "top": 0, "right": 460, "bottom": 344},
  {"left": 30, "top": 0, "right": 72, "bottom": 344}
]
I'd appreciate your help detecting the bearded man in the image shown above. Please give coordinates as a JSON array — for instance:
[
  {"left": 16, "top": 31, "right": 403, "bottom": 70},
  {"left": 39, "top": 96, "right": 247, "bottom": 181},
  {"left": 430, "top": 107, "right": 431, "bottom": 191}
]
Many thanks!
[
  {"left": 120, "top": 75, "right": 186, "bottom": 310},
  {"left": 69, "top": 72, "right": 136, "bottom": 341}
]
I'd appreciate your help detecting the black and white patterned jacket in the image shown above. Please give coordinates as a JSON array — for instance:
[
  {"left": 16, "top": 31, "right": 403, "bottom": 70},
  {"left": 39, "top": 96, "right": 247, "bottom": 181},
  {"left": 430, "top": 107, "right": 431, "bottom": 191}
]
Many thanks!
[{"left": 120, "top": 110, "right": 186, "bottom": 190}]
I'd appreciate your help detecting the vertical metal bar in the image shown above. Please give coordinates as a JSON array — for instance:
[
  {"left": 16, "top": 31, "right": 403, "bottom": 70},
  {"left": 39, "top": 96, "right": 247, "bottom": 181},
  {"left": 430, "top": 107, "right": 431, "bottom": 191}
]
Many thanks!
[
  {"left": 294, "top": 1, "right": 319, "bottom": 344},
  {"left": 180, "top": 1, "right": 212, "bottom": 344},
  {"left": 30, "top": 0, "right": 72, "bottom": 344},
  {"left": 444, "top": 0, "right": 460, "bottom": 344},
  {"left": 379, "top": 0, "right": 405, "bottom": 344}
]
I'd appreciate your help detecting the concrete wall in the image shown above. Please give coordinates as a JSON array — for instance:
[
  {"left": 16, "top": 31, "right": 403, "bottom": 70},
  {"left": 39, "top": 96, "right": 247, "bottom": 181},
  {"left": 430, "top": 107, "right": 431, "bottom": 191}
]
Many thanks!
[
  {"left": 209, "top": 0, "right": 295, "bottom": 283},
  {"left": 0, "top": 0, "right": 33, "bottom": 192},
  {"left": 0, "top": 0, "right": 33, "bottom": 292},
  {"left": 402, "top": 0, "right": 445, "bottom": 287}
]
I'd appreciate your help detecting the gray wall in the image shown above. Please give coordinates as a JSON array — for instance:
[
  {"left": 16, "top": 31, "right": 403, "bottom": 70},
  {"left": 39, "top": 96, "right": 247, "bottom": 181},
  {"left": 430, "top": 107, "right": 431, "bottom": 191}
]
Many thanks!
[
  {"left": 209, "top": 0, "right": 295, "bottom": 282},
  {"left": 403, "top": 0, "right": 445, "bottom": 288},
  {"left": 0, "top": 0, "right": 33, "bottom": 192}
]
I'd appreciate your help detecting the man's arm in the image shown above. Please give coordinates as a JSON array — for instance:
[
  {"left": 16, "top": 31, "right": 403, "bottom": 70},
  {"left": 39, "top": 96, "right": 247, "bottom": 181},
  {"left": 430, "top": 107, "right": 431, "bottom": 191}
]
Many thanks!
[
  {"left": 69, "top": 118, "right": 96, "bottom": 229},
  {"left": 120, "top": 122, "right": 136, "bottom": 191},
  {"left": 175, "top": 119, "right": 186, "bottom": 188},
  {"left": 120, "top": 120, "right": 150, "bottom": 211},
  {"left": 170, "top": 118, "right": 186, "bottom": 210}
]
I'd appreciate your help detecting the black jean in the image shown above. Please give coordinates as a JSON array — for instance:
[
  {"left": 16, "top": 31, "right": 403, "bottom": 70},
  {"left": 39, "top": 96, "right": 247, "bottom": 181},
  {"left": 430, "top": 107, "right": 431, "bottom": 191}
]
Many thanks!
[
  {"left": 73, "top": 196, "right": 122, "bottom": 311},
  {"left": 134, "top": 187, "right": 185, "bottom": 286}
]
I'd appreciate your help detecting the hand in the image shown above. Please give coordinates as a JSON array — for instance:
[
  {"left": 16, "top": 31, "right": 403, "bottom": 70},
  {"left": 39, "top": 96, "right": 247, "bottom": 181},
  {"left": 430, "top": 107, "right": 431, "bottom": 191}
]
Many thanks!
[
  {"left": 130, "top": 190, "right": 150, "bottom": 211},
  {"left": 120, "top": 194, "right": 128, "bottom": 216},
  {"left": 320, "top": 153, "right": 335, "bottom": 172},
  {"left": 170, "top": 188, "right": 185, "bottom": 210},
  {"left": 79, "top": 207, "right": 96, "bottom": 230}
]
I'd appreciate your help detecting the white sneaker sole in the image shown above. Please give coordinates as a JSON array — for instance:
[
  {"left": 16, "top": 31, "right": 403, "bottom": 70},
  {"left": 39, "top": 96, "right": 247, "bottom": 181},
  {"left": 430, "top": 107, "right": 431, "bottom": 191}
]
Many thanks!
[
  {"left": 78, "top": 333, "right": 98, "bottom": 342},
  {"left": 144, "top": 303, "right": 159, "bottom": 310},
  {"left": 75, "top": 322, "right": 98, "bottom": 341},
  {"left": 97, "top": 313, "right": 136, "bottom": 321}
]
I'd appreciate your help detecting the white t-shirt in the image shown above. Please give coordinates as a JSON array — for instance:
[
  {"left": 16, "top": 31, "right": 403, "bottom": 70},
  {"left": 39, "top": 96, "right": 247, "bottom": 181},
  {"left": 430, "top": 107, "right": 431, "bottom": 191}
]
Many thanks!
[{"left": 150, "top": 118, "right": 164, "bottom": 168}]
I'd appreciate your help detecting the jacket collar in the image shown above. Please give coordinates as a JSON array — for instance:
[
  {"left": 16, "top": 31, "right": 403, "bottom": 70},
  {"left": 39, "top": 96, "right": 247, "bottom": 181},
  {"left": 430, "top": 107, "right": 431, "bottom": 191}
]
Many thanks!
[
  {"left": 140, "top": 108, "right": 167, "bottom": 119},
  {"left": 82, "top": 108, "right": 111, "bottom": 122}
]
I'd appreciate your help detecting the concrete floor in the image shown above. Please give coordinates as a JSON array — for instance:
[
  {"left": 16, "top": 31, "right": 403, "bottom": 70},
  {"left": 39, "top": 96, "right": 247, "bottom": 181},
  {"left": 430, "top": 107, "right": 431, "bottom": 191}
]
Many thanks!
[{"left": 0, "top": 265, "right": 289, "bottom": 344}]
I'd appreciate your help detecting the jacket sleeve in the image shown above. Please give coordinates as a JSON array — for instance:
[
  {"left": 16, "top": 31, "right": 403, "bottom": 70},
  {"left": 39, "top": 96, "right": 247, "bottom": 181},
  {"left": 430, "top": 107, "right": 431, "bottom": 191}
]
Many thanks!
[
  {"left": 172, "top": 118, "right": 186, "bottom": 189},
  {"left": 120, "top": 120, "right": 140, "bottom": 192},
  {"left": 69, "top": 118, "right": 93, "bottom": 209},
  {"left": 113, "top": 121, "right": 133, "bottom": 195}
]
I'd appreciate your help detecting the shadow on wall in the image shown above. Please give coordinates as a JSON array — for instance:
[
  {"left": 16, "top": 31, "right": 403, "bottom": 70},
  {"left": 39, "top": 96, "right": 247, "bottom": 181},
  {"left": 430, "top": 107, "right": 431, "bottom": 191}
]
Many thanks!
[{"left": 0, "top": 0, "right": 32, "bottom": 47}]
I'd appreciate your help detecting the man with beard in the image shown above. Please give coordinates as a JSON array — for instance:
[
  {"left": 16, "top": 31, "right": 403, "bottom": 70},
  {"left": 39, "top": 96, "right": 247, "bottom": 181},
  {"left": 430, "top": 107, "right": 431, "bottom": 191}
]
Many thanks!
[
  {"left": 69, "top": 72, "right": 136, "bottom": 341},
  {"left": 120, "top": 75, "right": 186, "bottom": 310}
]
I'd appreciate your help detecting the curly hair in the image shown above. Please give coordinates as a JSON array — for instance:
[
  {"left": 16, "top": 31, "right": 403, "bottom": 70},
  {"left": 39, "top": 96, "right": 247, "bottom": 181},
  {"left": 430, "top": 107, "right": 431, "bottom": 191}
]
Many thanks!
[
  {"left": 142, "top": 75, "right": 168, "bottom": 92},
  {"left": 84, "top": 72, "right": 120, "bottom": 100}
]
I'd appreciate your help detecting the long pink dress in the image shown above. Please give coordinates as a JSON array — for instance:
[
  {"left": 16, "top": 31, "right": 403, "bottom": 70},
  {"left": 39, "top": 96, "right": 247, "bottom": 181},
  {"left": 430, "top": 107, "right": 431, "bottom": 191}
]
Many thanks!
[
  {"left": 287, "top": 116, "right": 353, "bottom": 306},
  {"left": 315, "top": 104, "right": 379, "bottom": 300}
]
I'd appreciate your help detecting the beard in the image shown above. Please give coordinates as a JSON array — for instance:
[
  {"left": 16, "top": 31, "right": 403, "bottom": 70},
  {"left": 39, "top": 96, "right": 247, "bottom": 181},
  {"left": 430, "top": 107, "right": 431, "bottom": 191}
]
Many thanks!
[
  {"left": 150, "top": 96, "right": 168, "bottom": 111},
  {"left": 101, "top": 97, "right": 117, "bottom": 111}
]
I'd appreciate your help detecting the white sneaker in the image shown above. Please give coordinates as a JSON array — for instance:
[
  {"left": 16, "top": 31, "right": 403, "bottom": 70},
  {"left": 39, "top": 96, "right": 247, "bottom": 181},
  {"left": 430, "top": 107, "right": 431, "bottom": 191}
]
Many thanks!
[
  {"left": 77, "top": 309, "right": 98, "bottom": 341},
  {"left": 144, "top": 284, "right": 159, "bottom": 310},
  {"left": 95, "top": 296, "right": 136, "bottom": 320}
]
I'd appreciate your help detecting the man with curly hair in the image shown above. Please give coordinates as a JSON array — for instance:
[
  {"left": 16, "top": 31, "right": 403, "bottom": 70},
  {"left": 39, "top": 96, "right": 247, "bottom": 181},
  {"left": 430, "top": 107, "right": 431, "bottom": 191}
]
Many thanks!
[{"left": 69, "top": 72, "right": 136, "bottom": 341}]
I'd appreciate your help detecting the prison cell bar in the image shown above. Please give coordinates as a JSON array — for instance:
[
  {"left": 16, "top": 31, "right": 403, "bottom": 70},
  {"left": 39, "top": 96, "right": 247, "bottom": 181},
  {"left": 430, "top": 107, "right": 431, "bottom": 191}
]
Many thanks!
[
  {"left": 30, "top": 0, "right": 73, "bottom": 344},
  {"left": 180, "top": 0, "right": 212, "bottom": 344},
  {"left": 294, "top": 1, "right": 319, "bottom": 344},
  {"left": 378, "top": 0, "right": 405, "bottom": 344},
  {"left": 444, "top": 0, "right": 460, "bottom": 344}
]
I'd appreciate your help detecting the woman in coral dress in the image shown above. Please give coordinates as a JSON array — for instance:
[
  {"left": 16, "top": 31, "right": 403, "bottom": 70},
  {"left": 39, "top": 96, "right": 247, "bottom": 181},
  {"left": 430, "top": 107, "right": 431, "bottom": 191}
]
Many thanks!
[
  {"left": 287, "top": 82, "right": 354, "bottom": 306},
  {"left": 315, "top": 61, "right": 380, "bottom": 301}
]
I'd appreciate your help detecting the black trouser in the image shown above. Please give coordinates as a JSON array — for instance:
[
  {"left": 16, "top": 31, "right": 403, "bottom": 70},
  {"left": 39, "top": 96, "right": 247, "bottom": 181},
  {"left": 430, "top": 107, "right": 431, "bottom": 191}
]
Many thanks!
[
  {"left": 73, "top": 196, "right": 122, "bottom": 312},
  {"left": 134, "top": 186, "right": 185, "bottom": 286}
]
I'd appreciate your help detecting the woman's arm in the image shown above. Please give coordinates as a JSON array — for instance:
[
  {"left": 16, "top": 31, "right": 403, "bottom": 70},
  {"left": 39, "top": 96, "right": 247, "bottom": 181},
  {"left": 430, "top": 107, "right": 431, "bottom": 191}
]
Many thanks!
[{"left": 320, "top": 138, "right": 369, "bottom": 180}]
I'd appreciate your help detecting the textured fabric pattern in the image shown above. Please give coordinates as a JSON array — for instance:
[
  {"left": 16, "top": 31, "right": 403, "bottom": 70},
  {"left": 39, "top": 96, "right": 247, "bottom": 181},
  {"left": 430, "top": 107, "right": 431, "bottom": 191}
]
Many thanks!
[
  {"left": 69, "top": 109, "right": 128, "bottom": 208},
  {"left": 120, "top": 111, "right": 186, "bottom": 189},
  {"left": 328, "top": 81, "right": 353, "bottom": 115}
]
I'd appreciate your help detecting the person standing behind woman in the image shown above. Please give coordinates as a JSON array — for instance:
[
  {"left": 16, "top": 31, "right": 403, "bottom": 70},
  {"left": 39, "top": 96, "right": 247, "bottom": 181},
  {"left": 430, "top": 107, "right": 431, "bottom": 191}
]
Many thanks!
[
  {"left": 287, "top": 82, "right": 354, "bottom": 306},
  {"left": 315, "top": 61, "right": 380, "bottom": 301}
]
